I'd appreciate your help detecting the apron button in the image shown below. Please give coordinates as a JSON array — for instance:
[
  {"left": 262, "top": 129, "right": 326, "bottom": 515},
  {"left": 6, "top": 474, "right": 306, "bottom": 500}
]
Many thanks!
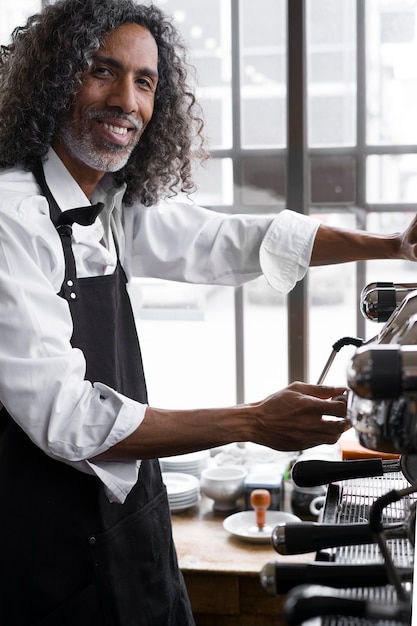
[{"left": 89, "top": 536, "right": 96, "bottom": 545}]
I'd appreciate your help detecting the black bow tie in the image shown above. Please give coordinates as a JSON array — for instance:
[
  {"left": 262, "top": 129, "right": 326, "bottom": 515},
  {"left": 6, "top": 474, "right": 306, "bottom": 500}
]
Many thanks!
[{"left": 56, "top": 203, "right": 105, "bottom": 228}]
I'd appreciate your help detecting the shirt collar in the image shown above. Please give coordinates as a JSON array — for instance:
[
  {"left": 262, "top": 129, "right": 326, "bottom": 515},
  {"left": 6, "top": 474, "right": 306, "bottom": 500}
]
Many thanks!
[
  {"left": 43, "top": 147, "right": 91, "bottom": 211},
  {"left": 43, "top": 147, "right": 126, "bottom": 215},
  {"left": 43, "top": 147, "right": 127, "bottom": 243},
  {"left": 91, "top": 173, "right": 126, "bottom": 220}
]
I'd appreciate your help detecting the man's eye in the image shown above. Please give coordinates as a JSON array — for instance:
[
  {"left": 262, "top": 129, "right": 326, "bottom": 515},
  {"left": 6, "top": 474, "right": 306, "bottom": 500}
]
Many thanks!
[
  {"left": 93, "top": 66, "right": 110, "bottom": 76},
  {"left": 137, "top": 78, "right": 153, "bottom": 90}
]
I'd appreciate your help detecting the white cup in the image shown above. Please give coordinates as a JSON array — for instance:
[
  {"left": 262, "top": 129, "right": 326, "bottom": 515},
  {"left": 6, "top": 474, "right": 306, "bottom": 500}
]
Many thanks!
[{"left": 309, "top": 495, "right": 326, "bottom": 517}]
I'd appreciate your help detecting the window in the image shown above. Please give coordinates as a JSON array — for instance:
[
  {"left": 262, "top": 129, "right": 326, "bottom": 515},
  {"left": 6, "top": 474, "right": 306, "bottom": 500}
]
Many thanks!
[
  {"left": 4, "top": 1, "right": 417, "bottom": 405},
  {"left": 1, "top": 3, "right": 40, "bottom": 44}
]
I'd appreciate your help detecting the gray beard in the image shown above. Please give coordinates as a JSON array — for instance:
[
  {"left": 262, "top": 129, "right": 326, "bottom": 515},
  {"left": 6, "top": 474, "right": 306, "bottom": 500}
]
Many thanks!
[{"left": 58, "top": 115, "right": 141, "bottom": 173}]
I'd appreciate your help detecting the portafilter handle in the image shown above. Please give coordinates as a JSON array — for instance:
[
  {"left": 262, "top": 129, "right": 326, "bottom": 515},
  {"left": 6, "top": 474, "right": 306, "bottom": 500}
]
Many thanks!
[
  {"left": 271, "top": 521, "right": 407, "bottom": 555},
  {"left": 291, "top": 458, "right": 401, "bottom": 488},
  {"left": 259, "top": 561, "right": 412, "bottom": 596},
  {"left": 283, "top": 584, "right": 411, "bottom": 625}
]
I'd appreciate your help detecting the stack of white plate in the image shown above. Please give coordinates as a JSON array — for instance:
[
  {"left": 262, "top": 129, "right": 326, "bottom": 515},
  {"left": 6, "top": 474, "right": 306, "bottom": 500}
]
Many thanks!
[
  {"left": 162, "top": 472, "right": 200, "bottom": 512},
  {"left": 159, "top": 450, "right": 210, "bottom": 478}
]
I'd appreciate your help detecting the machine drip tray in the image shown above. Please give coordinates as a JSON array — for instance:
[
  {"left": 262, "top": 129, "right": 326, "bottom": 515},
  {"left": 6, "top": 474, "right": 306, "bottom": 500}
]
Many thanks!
[{"left": 315, "top": 473, "right": 416, "bottom": 625}]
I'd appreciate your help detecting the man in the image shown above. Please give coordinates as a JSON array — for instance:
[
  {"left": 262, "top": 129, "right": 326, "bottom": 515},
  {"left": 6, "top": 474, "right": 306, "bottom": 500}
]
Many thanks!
[{"left": 0, "top": 1, "right": 416, "bottom": 624}]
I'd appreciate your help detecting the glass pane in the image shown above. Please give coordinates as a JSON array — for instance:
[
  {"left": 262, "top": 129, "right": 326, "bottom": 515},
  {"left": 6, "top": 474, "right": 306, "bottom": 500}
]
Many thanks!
[
  {"left": 129, "top": 280, "right": 237, "bottom": 408},
  {"left": 310, "top": 156, "right": 356, "bottom": 204},
  {"left": 308, "top": 212, "right": 357, "bottom": 385},
  {"left": 307, "top": 0, "right": 356, "bottom": 147},
  {"left": 367, "top": 0, "right": 417, "bottom": 145},
  {"left": 158, "top": 0, "right": 232, "bottom": 150},
  {"left": 1, "top": 2, "right": 41, "bottom": 44},
  {"left": 244, "top": 278, "right": 288, "bottom": 400},
  {"left": 190, "top": 158, "right": 234, "bottom": 207},
  {"left": 241, "top": 157, "right": 286, "bottom": 208},
  {"left": 367, "top": 155, "right": 417, "bottom": 203},
  {"left": 240, "top": 0, "right": 286, "bottom": 148}
]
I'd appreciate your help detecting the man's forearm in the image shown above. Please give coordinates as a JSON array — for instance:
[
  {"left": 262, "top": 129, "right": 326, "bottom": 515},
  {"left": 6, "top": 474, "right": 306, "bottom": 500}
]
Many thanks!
[
  {"left": 311, "top": 223, "right": 401, "bottom": 266},
  {"left": 91, "top": 383, "right": 349, "bottom": 462},
  {"left": 93, "top": 404, "right": 252, "bottom": 461}
]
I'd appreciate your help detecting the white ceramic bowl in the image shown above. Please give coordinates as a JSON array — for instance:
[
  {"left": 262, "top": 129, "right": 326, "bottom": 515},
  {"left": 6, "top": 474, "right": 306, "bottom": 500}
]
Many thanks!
[{"left": 200, "top": 465, "right": 248, "bottom": 511}]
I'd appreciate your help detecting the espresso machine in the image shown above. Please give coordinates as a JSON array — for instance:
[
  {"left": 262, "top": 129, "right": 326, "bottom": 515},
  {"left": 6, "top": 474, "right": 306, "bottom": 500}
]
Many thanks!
[{"left": 261, "top": 282, "right": 417, "bottom": 625}]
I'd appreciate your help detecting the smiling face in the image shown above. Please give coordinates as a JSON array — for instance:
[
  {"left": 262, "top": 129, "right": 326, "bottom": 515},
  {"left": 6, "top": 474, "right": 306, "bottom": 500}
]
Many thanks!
[{"left": 52, "top": 23, "right": 158, "bottom": 193}]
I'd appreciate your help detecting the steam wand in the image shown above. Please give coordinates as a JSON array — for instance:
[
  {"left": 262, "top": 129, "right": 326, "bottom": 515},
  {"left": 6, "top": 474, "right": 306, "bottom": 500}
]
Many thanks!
[{"left": 316, "top": 336, "right": 364, "bottom": 384}]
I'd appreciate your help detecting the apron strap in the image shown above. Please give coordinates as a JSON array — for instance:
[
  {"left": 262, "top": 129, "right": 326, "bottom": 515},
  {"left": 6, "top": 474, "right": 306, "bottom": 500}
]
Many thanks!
[{"left": 32, "top": 160, "right": 104, "bottom": 302}]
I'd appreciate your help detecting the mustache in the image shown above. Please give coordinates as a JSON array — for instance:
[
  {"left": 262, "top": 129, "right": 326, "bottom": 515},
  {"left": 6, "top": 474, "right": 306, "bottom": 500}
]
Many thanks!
[{"left": 87, "top": 110, "right": 143, "bottom": 131}]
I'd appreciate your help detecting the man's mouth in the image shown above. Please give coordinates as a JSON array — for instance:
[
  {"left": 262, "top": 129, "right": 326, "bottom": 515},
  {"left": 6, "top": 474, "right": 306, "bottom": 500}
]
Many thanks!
[
  {"left": 94, "top": 117, "right": 141, "bottom": 148},
  {"left": 102, "top": 122, "right": 129, "bottom": 136}
]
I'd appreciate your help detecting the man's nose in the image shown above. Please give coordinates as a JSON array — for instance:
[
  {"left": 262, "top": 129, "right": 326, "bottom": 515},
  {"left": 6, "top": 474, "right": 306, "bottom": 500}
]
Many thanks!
[{"left": 106, "top": 77, "right": 138, "bottom": 114}]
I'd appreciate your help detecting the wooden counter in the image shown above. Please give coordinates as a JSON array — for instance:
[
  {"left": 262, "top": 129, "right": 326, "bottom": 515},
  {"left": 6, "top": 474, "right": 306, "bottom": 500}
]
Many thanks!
[{"left": 171, "top": 495, "right": 314, "bottom": 626}]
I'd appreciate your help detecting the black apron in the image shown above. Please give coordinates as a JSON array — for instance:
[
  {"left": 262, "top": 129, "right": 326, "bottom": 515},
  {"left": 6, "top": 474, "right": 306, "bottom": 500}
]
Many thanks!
[{"left": 0, "top": 165, "right": 195, "bottom": 626}]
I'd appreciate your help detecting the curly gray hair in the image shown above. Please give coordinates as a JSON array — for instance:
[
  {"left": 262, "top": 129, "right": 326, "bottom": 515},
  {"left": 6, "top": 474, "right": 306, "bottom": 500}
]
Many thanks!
[{"left": 0, "top": 0, "right": 208, "bottom": 205}]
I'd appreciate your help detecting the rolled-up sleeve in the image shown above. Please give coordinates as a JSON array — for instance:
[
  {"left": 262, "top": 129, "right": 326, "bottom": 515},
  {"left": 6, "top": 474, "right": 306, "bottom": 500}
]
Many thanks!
[
  {"left": 260, "top": 209, "right": 320, "bottom": 293},
  {"left": 124, "top": 203, "right": 320, "bottom": 292}
]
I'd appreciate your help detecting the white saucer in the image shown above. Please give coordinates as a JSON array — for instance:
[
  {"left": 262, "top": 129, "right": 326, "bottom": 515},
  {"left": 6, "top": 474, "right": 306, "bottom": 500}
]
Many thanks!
[
  {"left": 162, "top": 472, "right": 200, "bottom": 512},
  {"left": 223, "top": 510, "right": 301, "bottom": 543},
  {"left": 169, "top": 497, "right": 199, "bottom": 512},
  {"left": 160, "top": 451, "right": 210, "bottom": 478},
  {"left": 162, "top": 472, "right": 200, "bottom": 495}
]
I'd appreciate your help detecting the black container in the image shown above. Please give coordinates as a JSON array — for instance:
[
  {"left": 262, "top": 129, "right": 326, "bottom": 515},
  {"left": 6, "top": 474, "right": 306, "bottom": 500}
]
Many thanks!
[{"left": 243, "top": 465, "right": 285, "bottom": 511}]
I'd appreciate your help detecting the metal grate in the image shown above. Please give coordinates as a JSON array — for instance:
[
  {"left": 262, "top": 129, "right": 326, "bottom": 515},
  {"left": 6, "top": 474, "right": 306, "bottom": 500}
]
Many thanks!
[{"left": 318, "top": 473, "right": 415, "bottom": 625}]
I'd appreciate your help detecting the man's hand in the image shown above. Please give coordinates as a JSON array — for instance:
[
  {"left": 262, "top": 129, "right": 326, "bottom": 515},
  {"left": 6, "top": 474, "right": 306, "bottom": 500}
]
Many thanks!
[
  {"left": 251, "top": 381, "right": 349, "bottom": 451},
  {"left": 396, "top": 213, "right": 417, "bottom": 262}
]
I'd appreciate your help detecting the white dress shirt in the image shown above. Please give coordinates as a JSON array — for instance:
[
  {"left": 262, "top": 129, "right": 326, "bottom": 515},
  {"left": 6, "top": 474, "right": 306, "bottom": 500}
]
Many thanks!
[{"left": 0, "top": 148, "right": 319, "bottom": 502}]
